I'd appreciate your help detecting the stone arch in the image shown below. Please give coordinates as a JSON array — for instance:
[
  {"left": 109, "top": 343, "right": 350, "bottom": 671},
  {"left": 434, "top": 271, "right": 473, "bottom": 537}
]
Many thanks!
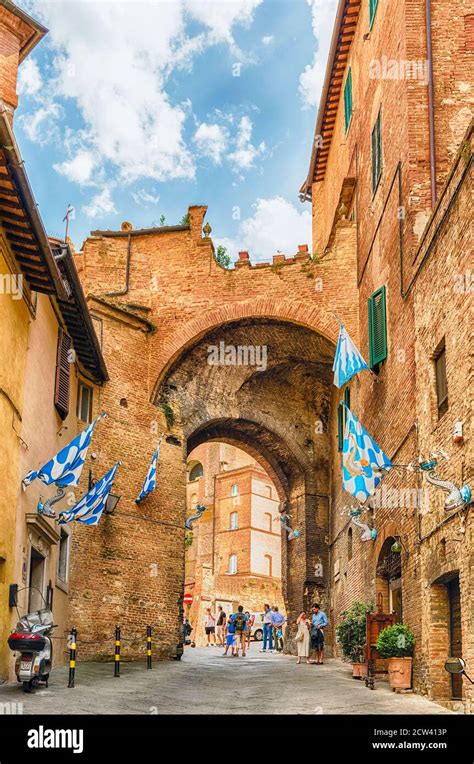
[{"left": 151, "top": 297, "right": 339, "bottom": 401}]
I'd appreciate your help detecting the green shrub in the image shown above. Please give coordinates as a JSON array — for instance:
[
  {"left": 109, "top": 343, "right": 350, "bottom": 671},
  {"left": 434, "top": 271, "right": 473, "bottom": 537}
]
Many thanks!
[
  {"left": 376, "top": 623, "right": 415, "bottom": 658},
  {"left": 335, "top": 601, "right": 373, "bottom": 663}
]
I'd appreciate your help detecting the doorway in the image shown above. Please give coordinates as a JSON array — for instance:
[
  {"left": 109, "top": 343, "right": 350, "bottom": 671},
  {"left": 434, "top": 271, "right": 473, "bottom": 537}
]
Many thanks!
[
  {"left": 448, "top": 576, "right": 462, "bottom": 700},
  {"left": 28, "top": 547, "right": 45, "bottom": 612}
]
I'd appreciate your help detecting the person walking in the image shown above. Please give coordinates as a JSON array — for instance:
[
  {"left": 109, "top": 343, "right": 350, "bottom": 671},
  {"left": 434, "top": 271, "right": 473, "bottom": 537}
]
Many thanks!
[
  {"left": 270, "top": 606, "right": 286, "bottom": 652},
  {"left": 204, "top": 608, "right": 216, "bottom": 646},
  {"left": 295, "top": 612, "right": 311, "bottom": 665},
  {"left": 216, "top": 605, "right": 227, "bottom": 647},
  {"left": 244, "top": 611, "right": 254, "bottom": 652},
  {"left": 260, "top": 604, "right": 273, "bottom": 653},
  {"left": 230, "top": 605, "right": 248, "bottom": 656},
  {"left": 310, "top": 603, "right": 328, "bottom": 664},
  {"left": 223, "top": 615, "right": 236, "bottom": 657}
]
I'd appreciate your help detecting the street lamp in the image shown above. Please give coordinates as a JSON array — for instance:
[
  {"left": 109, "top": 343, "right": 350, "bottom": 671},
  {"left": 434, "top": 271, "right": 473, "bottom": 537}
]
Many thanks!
[{"left": 88, "top": 469, "right": 121, "bottom": 515}]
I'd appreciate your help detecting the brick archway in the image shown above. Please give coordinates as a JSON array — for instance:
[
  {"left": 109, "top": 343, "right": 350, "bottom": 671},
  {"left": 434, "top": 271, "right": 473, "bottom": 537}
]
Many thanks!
[{"left": 151, "top": 297, "right": 339, "bottom": 401}]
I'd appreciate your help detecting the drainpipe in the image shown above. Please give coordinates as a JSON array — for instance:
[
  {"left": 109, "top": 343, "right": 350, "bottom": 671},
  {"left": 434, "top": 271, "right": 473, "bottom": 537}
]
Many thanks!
[
  {"left": 425, "top": 0, "right": 437, "bottom": 207},
  {"left": 104, "top": 232, "right": 132, "bottom": 296}
]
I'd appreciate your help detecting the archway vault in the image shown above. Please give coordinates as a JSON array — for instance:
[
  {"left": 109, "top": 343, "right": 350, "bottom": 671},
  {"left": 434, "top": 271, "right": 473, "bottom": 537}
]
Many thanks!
[
  {"left": 155, "top": 314, "right": 336, "bottom": 634},
  {"left": 151, "top": 297, "right": 339, "bottom": 400}
]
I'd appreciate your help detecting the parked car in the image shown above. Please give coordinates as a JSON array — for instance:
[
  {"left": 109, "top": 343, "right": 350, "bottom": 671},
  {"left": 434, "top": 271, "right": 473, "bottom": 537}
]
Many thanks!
[{"left": 250, "top": 612, "right": 264, "bottom": 641}]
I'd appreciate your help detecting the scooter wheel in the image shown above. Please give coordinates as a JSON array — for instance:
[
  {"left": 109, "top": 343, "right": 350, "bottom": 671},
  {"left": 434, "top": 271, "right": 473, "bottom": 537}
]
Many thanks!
[{"left": 22, "top": 680, "right": 34, "bottom": 693}]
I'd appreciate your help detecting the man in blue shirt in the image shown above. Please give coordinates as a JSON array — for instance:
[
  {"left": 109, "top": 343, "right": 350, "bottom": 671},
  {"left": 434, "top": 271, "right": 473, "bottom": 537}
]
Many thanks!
[{"left": 310, "top": 603, "right": 328, "bottom": 664}]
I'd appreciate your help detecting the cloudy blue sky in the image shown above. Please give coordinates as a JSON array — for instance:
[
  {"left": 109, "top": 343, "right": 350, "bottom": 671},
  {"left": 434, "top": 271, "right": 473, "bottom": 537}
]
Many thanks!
[{"left": 16, "top": 0, "right": 337, "bottom": 262}]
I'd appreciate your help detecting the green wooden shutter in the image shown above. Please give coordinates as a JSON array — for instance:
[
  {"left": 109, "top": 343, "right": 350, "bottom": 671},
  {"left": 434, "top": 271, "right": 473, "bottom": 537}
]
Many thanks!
[
  {"left": 344, "top": 68, "right": 353, "bottom": 132},
  {"left": 368, "top": 286, "right": 387, "bottom": 368},
  {"left": 337, "top": 402, "right": 344, "bottom": 452},
  {"left": 344, "top": 387, "right": 351, "bottom": 411},
  {"left": 338, "top": 388, "right": 351, "bottom": 451},
  {"left": 369, "top": 0, "right": 379, "bottom": 28},
  {"left": 371, "top": 111, "right": 382, "bottom": 192}
]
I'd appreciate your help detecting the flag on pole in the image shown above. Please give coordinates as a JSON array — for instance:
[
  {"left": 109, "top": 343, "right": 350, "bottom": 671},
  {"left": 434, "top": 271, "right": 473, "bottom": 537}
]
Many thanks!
[
  {"left": 135, "top": 436, "right": 163, "bottom": 504},
  {"left": 332, "top": 323, "right": 369, "bottom": 388},
  {"left": 22, "top": 413, "right": 106, "bottom": 489},
  {"left": 58, "top": 462, "right": 121, "bottom": 526},
  {"left": 342, "top": 405, "right": 392, "bottom": 502}
]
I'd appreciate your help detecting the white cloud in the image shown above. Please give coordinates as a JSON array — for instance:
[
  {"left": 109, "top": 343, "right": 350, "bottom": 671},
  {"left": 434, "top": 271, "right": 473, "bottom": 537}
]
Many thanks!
[
  {"left": 82, "top": 188, "right": 117, "bottom": 220},
  {"left": 54, "top": 151, "right": 95, "bottom": 185},
  {"left": 17, "top": 58, "right": 42, "bottom": 96},
  {"left": 132, "top": 188, "right": 161, "bottom": 207},
  {"left": 215, "top": 196, "right": 312, "bottom": 264},
  {"left": 261, "top": 35, "right": 274, "bottom": 46},
  {"left": 185, "top": 0, "right": 263, "bottom": 53},
  {"left": 228, "top": 116, "right": 266, "bottom": 171},
  {"left": 19, "top": 102, "right": 62, "bottom": 144},
  {"left": 299, "top": 0, "right": 338, "bottom": 109},
  {"left": 25, "top": 0, "right": 262, "bottom": 187},
  {"left": 193, "top": 122, "right": 228, "bottom": 165}
]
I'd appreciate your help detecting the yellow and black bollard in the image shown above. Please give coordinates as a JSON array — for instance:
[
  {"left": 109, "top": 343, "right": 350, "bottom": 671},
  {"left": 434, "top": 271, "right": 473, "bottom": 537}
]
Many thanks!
[
  {"left": 146, "top": 625, "right": 152, "bottom": 669},
  {"left": 114, "top": 625, "right": 121, "bottom": 677},
  {"left": 67, "top": 627, "right": 77, "bottom": 688}
]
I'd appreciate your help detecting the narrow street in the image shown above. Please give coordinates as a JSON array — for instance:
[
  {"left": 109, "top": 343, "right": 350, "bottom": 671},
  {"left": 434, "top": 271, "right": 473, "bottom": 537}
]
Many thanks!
[{"left": 0, "top": 648, "right": 452, "bottom": 715}]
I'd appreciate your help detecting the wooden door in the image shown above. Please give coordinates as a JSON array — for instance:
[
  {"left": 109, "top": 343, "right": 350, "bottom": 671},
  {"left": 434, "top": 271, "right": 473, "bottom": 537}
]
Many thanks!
[{"left": 448, "top": 577, "right": 462, "bottom": 700}]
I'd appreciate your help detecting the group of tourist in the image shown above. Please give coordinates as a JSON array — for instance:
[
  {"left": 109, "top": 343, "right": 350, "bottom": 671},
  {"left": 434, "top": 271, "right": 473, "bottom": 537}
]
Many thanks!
[{"left": 195, "top": 602, "right": 328, "bottom": 664}]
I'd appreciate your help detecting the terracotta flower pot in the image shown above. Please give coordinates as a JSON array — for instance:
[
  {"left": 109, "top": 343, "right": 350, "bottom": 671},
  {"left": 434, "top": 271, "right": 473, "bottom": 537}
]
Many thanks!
[
  {"left": 352, "top": 662, "right": 367, "bottom": 679},
  {"left": 387, "top": 657, "right": 412, "bottom": 689}
]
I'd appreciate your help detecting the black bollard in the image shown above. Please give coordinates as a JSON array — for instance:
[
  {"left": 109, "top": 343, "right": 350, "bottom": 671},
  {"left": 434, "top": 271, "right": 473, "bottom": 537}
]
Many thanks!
[
  {"left": 67, "top": 627, "right": 77, "bottom": 688},
  {"left": 114, "top": 625, "right": 121, "bottom": 677},
  {"left": 146, "top": 625, "right": 152, "bottom": 669}
]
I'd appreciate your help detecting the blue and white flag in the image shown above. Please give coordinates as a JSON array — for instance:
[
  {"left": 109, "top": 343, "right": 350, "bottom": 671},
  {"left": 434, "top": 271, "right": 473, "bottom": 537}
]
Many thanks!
[
  {"left": 135, "top": 437, "right": 163, "bottom": 504},
  {"left": 332, "top": 323, "right": 369, "bottom": 388},
  {"left": 58, "top": 461, "right": 121, "bottom": 526},
  {"left": 22, "top": 413, "right": 106, "bottom": 489},
  {"left": 342, "top": 406, "right": 392, "bottom": 502}
]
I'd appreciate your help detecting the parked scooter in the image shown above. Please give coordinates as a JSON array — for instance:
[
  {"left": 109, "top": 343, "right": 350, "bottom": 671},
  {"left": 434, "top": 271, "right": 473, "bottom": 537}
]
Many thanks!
[{"left": 7, "top": 587, "right": 56, "bottom": 693}]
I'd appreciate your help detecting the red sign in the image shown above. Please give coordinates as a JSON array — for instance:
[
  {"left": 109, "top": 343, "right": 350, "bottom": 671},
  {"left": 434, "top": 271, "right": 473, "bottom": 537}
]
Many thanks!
[{"left": 183, "top": 593, "right": 193, "bottom": 605}]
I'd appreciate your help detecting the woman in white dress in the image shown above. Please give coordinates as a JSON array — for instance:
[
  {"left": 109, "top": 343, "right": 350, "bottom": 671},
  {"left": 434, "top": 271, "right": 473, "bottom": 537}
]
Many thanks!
[{"left": 296, "top": 612, "right": 311, "bottom": 664}]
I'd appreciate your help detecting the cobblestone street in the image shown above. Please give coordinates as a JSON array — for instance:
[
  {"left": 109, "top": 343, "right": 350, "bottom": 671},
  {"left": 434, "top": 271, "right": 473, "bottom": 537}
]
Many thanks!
[{"left": 0, "top": 648, "right": 452, "bottom": 715}]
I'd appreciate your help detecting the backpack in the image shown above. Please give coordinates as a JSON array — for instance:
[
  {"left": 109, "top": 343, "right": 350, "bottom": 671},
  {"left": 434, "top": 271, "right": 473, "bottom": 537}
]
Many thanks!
[{"left": 234, "top": 613, "right": 246, "bottom": 632}]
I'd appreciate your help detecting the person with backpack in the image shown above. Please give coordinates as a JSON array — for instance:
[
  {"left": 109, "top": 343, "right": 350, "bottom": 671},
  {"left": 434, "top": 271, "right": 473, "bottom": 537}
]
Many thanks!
[
  {"left": 270, "top": 606, "right": 286, "bottom": 652},
  {"left": 229, "top": 605, "right": 248, "bottom": 657}
]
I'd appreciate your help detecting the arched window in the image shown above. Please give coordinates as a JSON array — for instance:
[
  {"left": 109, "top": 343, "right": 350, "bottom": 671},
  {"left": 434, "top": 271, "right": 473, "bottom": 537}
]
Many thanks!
[
  {"left": 228, "top": 554, "right": 237, "bottom": 575},
  {"left": 230, "top": 511, "right": 238, "bottom": 530},
  {"left": 347, "top": 527, "right": 353, "bottom": 560},
  {"left": 230, "top": 484, "right": 238, "bottom": 497},
  {"left": 189, "top": 462, "right": 203, "bottom": 481},
  {"left": 264, "top": 554, "right": 273, "bottom": 577},
  {"left": 264, "top": 512, "right": 272, "bottom": 531}
]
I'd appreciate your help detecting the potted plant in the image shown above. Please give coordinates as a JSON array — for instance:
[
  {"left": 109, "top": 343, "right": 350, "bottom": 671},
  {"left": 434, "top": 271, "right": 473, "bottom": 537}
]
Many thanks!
[
  {"left": 376, "top": 623, "right": 415, "bottom": 689},
  {"left": 336, "top": 601, "right": 373, "bottom": 678}
]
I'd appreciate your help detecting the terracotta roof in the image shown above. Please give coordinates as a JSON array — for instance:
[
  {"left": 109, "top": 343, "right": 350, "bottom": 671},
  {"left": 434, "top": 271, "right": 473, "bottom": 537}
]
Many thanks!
[
  {"left": 0, "top": 0, "right": 47, "bottom": 62},
  {"left": 0, "top": 109, "right": 65, "bottom": 296},
  {"left": 300, "top": 0, "right": 361, "bottom": 199}
]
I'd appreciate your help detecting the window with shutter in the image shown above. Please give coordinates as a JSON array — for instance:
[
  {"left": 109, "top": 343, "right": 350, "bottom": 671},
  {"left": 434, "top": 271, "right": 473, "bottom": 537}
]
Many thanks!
[
  {"left": 54, "top": 328, "right": 72, "bottom": 419},
  {"left": 344, "top": 68, "right": 353, "bottom": 133},
  {"left": 371, "top": 110, "right": 382, "bottom": 193},
  {"left": 434, "top": 340, "right": 448, "bottom": 417},
  {"left": 369, "top": 0, "right": 379, "bottom": 28},
  {"left": 338, "top": 387, "right": 351, "bottom": 451},
  {"left": 337, "top": 402, "right": 344, "bottom": 451},
  {"left": 368, "top": 286, "right": 387, "bottom": 369}
]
